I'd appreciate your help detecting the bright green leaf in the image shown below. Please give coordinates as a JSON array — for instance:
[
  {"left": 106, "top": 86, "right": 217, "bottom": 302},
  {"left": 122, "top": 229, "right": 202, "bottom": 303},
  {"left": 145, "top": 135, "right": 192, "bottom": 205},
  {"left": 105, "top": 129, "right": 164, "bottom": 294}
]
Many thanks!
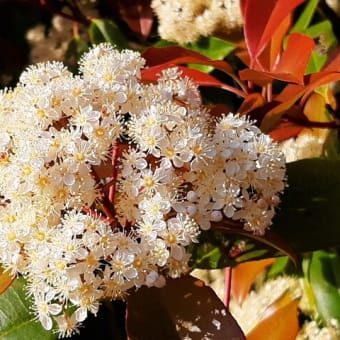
[
  {"left": 0, "top": 277, "right": 56, "bottom": 340},
  {"left": 291, "top": 0, "right": 319, "bottom": 33},
  {"left": 305, "top": 20, "right": 337, "bottom": 72},
  {"left": 189, "top": 231, "right": 236, "bottom": 269},
  {"left": 89, "top": 19, "right": 128, "bottom": 50},
  {"left": 185, "top": 37, "right": 236, "bottom": 73},
  {"left": 308, "top": 250, "right": 340, "bottom": 323}
]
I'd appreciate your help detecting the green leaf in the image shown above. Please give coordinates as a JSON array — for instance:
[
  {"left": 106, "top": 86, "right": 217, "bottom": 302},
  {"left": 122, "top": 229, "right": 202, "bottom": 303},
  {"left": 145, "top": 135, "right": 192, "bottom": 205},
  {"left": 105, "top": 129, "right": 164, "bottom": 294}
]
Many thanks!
[
  {"left": 305, "top": 20, "right": 337, "bottom": 73},
  {"left": 308, "top": 250, "right": 340, "bottom": 323},
  {"left": 65, "top": 37, "right": 89, "bottom": 61},
  {"left": 89, "top": 19, "right": 128, "bottom": 50},
  {"left": 273, "top": 158, "right": 340, "bottom": 251},
  {"left": 291, "top": 0, "right": 319, "bottom": 33},
  {"left": 185, "top": 37, "right": 236, "bottom": 73},
  {"left": 189, "top": 231, "right": 236, "bottom": 269},
  {"left": 0, "top": 277, "right": 56, "bottom": 340}
]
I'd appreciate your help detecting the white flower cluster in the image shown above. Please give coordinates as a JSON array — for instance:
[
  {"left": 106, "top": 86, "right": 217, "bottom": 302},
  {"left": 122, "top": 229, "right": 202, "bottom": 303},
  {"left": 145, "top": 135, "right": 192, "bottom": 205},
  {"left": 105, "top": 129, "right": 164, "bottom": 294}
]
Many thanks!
[{"left": 0, "top": 44, "right": 285, "bottom": 336}]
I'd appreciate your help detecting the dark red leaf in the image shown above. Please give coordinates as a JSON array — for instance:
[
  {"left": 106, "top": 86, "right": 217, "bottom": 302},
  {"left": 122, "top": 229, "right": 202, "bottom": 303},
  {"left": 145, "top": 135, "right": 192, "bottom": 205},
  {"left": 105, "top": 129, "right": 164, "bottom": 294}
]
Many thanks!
[
  {"left": 126, "top": 275, "right": 245, "bottom": 340},
  {"left": 211, "top": 220, "right": 298, "bottom": 266},
  {"left": 269, "top": 121, "right": 304, "bottom": 141},
  {"left": 141, "top": 46, "right": 234, "bottom": 75},
  {"left": 238, "top": 93, "right": 266, "bottom": 115},
  {"left": 205, "top": 103, "right": 233, "bottom": 119},
  {"left": 243, "top": 0, "right": 304, "bottom": 62},
  {"left": 142, "top": 64, "right": 225, "bottom": 88},
  {"left": 321, "top": 46, "right": 340, "bottom": 72},
  {"left": 117, "top": 0, "right": 153, "bottom": 41}
]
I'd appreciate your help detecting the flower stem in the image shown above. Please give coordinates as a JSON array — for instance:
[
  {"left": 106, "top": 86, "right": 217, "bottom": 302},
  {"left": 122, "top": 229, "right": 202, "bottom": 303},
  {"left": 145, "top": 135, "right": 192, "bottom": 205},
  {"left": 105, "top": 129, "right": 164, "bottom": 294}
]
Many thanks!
[{"left": 224, "top": 266, "right": 232, "bottom": 309}]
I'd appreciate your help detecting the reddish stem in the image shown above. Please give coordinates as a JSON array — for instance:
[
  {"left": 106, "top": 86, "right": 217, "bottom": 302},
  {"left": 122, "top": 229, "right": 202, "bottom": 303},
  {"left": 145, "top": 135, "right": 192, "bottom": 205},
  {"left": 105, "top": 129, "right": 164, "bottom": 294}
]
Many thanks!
[
  {"left": 224, "top": 266, "right": 232, "bottom": 309},
  {"left": 109, "top": 142, "right": 119, "bottom": 205}
]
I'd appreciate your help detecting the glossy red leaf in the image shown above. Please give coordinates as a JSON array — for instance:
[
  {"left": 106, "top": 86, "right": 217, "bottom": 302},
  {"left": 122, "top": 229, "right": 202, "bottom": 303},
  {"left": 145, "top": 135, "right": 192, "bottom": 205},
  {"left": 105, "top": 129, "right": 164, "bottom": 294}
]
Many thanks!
[
  {"left": 240, "top": 34, "right": 315, "bottom": 85},
  {"left": 142, "top": 64, "right": 246, "bottom": 97},
  {"left": 142, "top": 46, "right": 234, "bottom": 75},
  {"left": 255, "top": 15, "right": 292, "bottom": 72},
  {"left": 274, "top": 33, "right": 315, "bottom": 84},
  {"left": 243, "top": 0, "right": 304, "bottom": 62},
  {"left": 126, "top": 275, "right": 245, "bottom": 340},
  {"left": 231, "top": 258, "right": 275, "bottom": 305},
  {"left": 269, "top": 121, "right": 304, "bottom": 141}
]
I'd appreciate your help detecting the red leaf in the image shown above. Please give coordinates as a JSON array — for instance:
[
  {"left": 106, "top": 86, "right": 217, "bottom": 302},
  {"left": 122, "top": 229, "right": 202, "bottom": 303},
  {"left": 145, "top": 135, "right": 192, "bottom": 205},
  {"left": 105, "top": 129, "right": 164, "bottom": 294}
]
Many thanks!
[
  {"left": 240, "top": 34, "right": 315, "bottom": 85},
  {"left": 269, "top": 121, "right": 304, "bottom": 141},
  {"left": 238, "top": 93, "right": 266, "bottom": 115},
  {"left": 142, "top": 64, "right": 226, "bottom": 88},
  {"left": 231, "top": 258, "right": 276, "bottom": 305},
  {"left": 243, "top": 0, "right": 304, "bottom": 63},
  {"left": 321, "top": 46, "right": 340, "bottom": 72},
  {"left": 274, "top": 33, "right": 315, "bottom": 84},
  {"left": 302, "top": 72, "right": 340, "bottom": 105},
  {"left": 142, "top": 46, "right": 234, "bottom": 75},
  {"left": 126, "top": 275, "right": 245, "bottom": 340}
]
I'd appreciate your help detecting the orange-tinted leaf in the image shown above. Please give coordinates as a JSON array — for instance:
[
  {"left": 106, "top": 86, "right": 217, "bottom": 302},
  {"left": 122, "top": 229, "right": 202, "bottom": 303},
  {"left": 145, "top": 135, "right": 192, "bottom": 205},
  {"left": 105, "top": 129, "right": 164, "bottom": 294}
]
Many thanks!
[
  {"left": 243, "top": 0, "right": 304, "bottom": 62},
  {"left": 247, "top": 293, "right": 300, "bottom": 340},
  {"left": 239, "top": 69, "right": 274, "bottom": 86},
  {"left": 238, "top": 93, "right": 265, "bottom": 115},
  {"left": 302, "top": 72, "right": 340, "bottom": 105},
  {"left": 303, "top": 92, "right": 328, "bottom": 122},
  {"left": 241, "top": 34, "right": 315, "bottom": 86},
  {"left": 274, "top": 33, "right": 315, "bottom": 84},
  {"left": 256, "top": 15, "right": 292, "bottom": 71},
  {"left": 0, "top": 267, "right": 15, "bottom": 295},
  {"left": 126, "top": 275, "right": 245, "bottom": 340},
  {"left": 142, "top": 46, "right": 234, "bottom": 75},
  {"left": 231, "top": 258, "right": 275, "bottom": 305}
]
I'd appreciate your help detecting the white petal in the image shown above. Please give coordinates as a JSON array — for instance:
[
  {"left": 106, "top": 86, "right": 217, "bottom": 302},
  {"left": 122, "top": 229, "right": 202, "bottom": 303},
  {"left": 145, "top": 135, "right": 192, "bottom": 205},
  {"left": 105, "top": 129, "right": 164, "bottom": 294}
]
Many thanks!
[
  {"left": 49, "top": 303, "right": 62, "bottom": 315},
  {"left": 75, "top": 307, "right": 88, "bottom": 322},
  {"left": 40, "top": 314, "right": 53, "bottom": 330}
]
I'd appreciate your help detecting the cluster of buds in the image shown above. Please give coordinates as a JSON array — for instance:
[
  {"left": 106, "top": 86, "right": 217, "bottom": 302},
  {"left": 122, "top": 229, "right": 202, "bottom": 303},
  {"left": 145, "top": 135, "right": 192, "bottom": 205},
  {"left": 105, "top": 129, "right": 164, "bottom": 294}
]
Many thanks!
[{"left": 0, "top": 44, "right": 285, "bottom": 336}]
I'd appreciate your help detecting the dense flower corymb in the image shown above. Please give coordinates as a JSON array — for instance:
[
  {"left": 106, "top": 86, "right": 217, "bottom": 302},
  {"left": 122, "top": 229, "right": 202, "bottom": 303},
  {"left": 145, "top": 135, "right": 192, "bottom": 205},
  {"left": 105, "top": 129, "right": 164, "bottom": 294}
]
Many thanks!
[{"left": 0, "top": 44, "right": 285, "bottom": 336}]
